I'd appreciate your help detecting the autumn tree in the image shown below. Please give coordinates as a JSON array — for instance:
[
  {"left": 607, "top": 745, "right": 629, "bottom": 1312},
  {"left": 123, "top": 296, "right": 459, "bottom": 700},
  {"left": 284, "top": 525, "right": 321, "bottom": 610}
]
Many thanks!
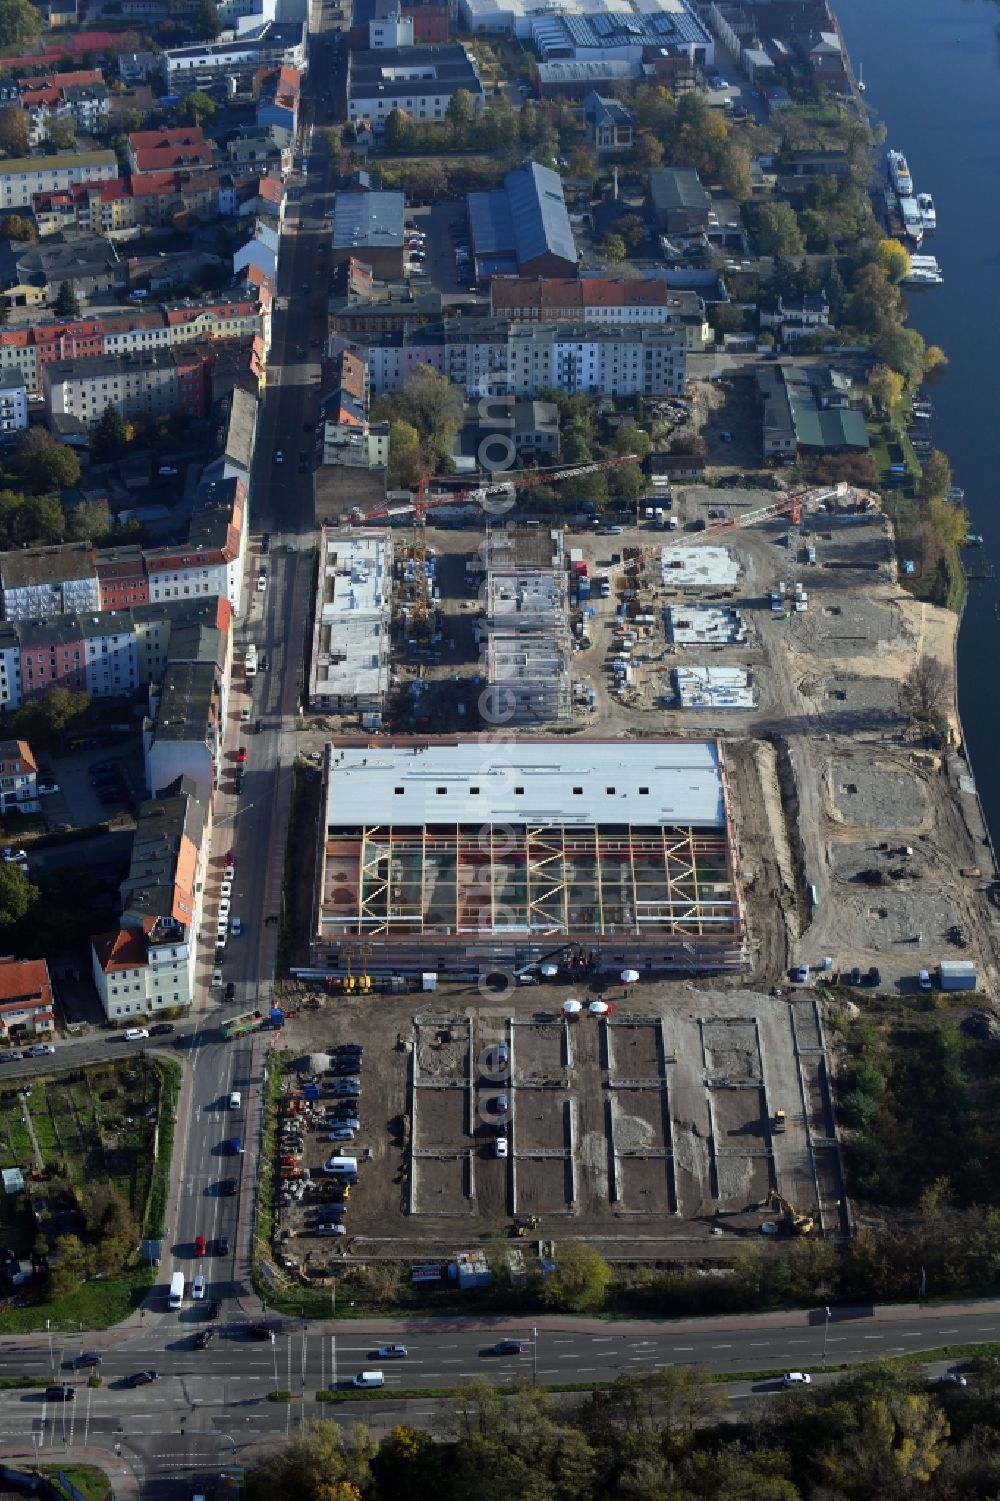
[
  {"left": 67, "top": 497, "right": 112, "bottom": 542},
  {"left": 0, "top": 213, "right": 35, "bottom": 241},
  {"left": 927, "top": 493, "right": 969, "bottom": 551},
  {"left": 902, "top": 655, "right": 951, "bottom": 730},
  {"left": 873, "top": 322, "right": 927, "bottom": 386},
  {"left": 245, "top": 1420, "right": 373, "bottom": 1501},
  {"left": 45, "top": 116, "right": 76, "bottom": 150},
  {"left": 49, "top": 1232, "right": 91, "bottom": 1299},
  {"left": 874, "top": 236, "right": 911, "bottom": 283},
  {"left": 600, "top": 233, "right": 627, "bottom": 263},
  {"left": 0, "top": 104, "right": 28, "bottom": 157},
  {"left": 867, "top": 362, "right": 904, "bottom": 414},
  {"left": 538, "top": 1238, "right": 611, "bottom": 1312}
]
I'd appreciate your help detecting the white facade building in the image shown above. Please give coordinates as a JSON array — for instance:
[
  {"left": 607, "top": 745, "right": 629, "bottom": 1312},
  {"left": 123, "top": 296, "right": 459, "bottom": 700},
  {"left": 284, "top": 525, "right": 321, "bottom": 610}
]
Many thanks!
[{"left": 0, "top": 372, "right": 28, "bottom": 435}]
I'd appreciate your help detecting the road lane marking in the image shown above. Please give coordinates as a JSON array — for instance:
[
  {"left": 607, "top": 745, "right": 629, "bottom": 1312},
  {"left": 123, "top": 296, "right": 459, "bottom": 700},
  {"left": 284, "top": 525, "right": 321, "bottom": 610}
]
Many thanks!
[
  {"left": 863, "top": 1336, "right": 884, "bottom": 1341},
  {"left": 673, "top": 1346, "right": 694, "bottom": 1352},
  {"left": 712, "top": 1344, "right": 733, "bottom": 1349}
]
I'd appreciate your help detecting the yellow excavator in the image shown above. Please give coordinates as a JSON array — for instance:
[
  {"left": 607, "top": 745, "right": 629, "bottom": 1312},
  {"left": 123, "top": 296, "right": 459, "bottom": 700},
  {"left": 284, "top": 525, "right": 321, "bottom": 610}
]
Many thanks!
[{"left": 764, "top": 1188, "right": 815, "bottom": 1236}]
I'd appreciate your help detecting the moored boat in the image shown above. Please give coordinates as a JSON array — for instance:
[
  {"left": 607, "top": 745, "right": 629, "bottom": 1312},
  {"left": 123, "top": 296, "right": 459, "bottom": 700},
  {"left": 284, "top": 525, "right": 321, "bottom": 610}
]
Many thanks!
[
  {"left": 916, "top": 192, "right": 936, "bottom": 231},
  {"left": 888, "top": 149, "right": 913, "bottom": 196}
]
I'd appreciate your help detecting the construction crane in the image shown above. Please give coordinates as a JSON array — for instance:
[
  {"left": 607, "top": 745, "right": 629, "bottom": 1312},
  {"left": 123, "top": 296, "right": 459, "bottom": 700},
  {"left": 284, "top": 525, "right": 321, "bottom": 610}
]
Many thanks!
[
  {"left": 764, "top": 1188, "right": 816, "bottom": 1236},
  {"left": 342, "top": 455, "right": 641, "bottom": 529}
]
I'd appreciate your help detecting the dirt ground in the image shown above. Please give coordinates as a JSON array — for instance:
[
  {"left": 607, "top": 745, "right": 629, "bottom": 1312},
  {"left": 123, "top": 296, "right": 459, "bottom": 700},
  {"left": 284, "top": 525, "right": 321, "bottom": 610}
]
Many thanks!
[{"left": 270, "top": 983, "right": 844, "bottom": 1270}]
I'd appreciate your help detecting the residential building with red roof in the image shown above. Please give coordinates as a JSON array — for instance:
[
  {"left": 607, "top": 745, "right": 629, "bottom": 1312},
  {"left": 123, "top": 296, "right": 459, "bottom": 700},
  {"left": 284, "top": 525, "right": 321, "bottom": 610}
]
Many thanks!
[
  {"left": 0, "top": 739, "right": 39, "bottom": 814},
  {"left": 127, "top": 126, "right": 213, "bottom": 175},
  {"left": 489, "top": 277, "right": 711, "bottom": 348},
  {"left": 0, "top": 956, "right": 55, "bottom": 1039}
]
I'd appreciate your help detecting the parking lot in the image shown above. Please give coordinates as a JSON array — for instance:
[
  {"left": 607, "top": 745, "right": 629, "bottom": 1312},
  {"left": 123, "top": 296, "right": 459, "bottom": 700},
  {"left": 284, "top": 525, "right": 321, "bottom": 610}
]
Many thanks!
[{"left": 269, "top": 983, "right": 846, "bottom": 1272}]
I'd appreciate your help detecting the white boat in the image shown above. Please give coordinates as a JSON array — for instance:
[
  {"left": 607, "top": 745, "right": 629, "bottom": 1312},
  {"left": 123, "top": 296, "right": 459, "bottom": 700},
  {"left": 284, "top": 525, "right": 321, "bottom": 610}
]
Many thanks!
[
  {"left": 857, "top": 61, "right": 866, "bottom": 92},
  {"left": 898, "top": 195, "right": 924, "bottom": 245},
  {"left": 887, "top": 149, "right": 913, "bottom": 196},
  {"left": 904, "top": 253, "right": 942, "bottom": 285},
  {"left": 916, "top": 192, "right": 936, "bottom": 231}
]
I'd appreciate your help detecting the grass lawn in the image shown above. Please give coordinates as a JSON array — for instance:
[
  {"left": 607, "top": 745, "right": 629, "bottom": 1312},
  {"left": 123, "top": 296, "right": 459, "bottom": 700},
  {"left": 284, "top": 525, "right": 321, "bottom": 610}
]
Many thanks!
[
  {"left": 39, "top": 1464, "right": 112, "bottom": 1501},
  {"left": 0, "top": 1264, "right": 153, "bottom": 1334}
]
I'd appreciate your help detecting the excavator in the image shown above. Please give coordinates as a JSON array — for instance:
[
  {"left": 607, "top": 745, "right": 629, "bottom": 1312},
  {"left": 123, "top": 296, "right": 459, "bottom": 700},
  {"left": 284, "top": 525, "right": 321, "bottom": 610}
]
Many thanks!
[{"left": 763, "top": 1188, "right": 815, "bottom": 1236}]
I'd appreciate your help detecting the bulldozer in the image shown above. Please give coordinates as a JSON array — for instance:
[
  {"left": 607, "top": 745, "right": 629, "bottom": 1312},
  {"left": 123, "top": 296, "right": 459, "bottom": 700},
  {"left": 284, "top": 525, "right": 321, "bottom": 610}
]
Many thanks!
[{"left": 764, "top": 1188, "right": 815, "bottom": 1236}]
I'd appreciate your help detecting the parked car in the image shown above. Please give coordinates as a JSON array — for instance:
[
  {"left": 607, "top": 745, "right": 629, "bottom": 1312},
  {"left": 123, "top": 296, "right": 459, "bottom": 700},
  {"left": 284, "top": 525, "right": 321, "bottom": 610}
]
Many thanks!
[
  {"left": 782, "top": 1372, "right": 811, "bottom": 1387},
  {"left": 25, "top": 1044, "right": 55, "bottom": 1056}
]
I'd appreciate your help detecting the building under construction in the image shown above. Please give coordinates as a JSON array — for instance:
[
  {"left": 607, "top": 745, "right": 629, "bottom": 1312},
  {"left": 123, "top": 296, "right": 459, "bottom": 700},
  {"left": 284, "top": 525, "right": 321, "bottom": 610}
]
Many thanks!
[
  {"left": 481, "top": 526, "right": 572, "bottom": 724},
  {"left": 309, "top": 737, "right": 748, "bottom": 979},
  {"left": 308, "top": 529, "right": 393, "bottom": 719}
]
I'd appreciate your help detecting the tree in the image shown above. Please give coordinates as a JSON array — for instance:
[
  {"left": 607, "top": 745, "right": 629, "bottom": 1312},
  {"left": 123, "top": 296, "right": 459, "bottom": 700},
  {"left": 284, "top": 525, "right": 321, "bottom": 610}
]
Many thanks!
[
  {"left": 616, "top": 213, "right": 647, "bottom": 250},
  {"left": 849, "top": 263, "right": 901, "bottom": 335},
  {"left": 868, "top": 362, "right": 904, "bottom": 414},
  {"left": 245, "top": 1420, "right": 373, "bottom": 1501},
  {"left": 599, "top": 233, "right": 627, "bottom": 264},
  {"left": 927, "top": 493, "right": 969, "bottom": 551},
  {"left": 177, "top": 89, "right": 216, "bottom": 125},
  {"left": 901, "top": 655, "right": 950, "bottom": 729},
  {"left": 719, "top": 143, "right": 752, "bottom": 204},
  {"left": 67, "top": 497, "right": 111, "bottom": 542},
  {"left": 0, "top": 0, "right": 41, "bottom": 50},
  {"left": 608, "top": 462, "right": 644, "bottom": 505},
  {"left": 917, "top": 447, "right": 951, "bottom": 503},
  {"left": 633, "top": 132, "right": 664, "bottom": 171},
  {"left": 446, "top": 88, "right": 473, "bottom": 135},
  {"left": 0, "top": 212, "right": 35, "bottom": 241},
  {"left": 54, "top": 281, "right": 80, "bottom": 318},
  {"left": 751, "top": 202, "right": 804, "bottom": 258},
  {"left": 874, "top": 236, "right": 911, "bottom": 284},
  {"left": 49, "top": 1232, "right": 91, "bottom": 1299},
  {"left": 383, "top": 107, "right": 413, "bottom": 152},
  {"left": 17, "top": 428, "right": 81, "bottom": 493},
  {"left": 44, "top": 116, "right": 76, "bottom": 150},
  {"left": 538, "top": 1238, "right": 611, "bottom": 1311},
  {"left": 193, "top": 0, "right": 221, "bottom": 38},
  {"left": 612, "top": 425, "right": 651, "bottom": 460},
  {"left": 93, "top": 400, "right": 128, "bottom": 460},
  {"left": 0, "top": 860, "right": 39, "bottom": 932},
  {"left": 873, "top": 322, "right": 927, "bottom": 386},
  {"left": 0, "top": 105, "right": 28, "bottom": 158},
  {"left": 568, "top": 145, "right": 597, "bottom": 178},
  {"left": 386, "top": 419, "right": 422, "bottom": 489},
  {"left": 924, "top": 343, "right": 948, "bottom": 373}
]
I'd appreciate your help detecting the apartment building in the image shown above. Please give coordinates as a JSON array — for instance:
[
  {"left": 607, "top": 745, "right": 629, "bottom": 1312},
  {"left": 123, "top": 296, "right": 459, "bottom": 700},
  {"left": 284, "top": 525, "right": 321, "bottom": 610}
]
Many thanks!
[
  {"left": 490, "top": 277, "right": 711, "bottom": 349},
  {"left": 0, "top": 542, "right": 98, "bottom": 621},
  {"left": 0, "top": 151, "right": 118, "bottom": 210},
  {"left": 366, "top": 320, "right": 687, "bottom": 398},
  {"left": 91, "top": 788, "right": 204, "bottom": 1020},
  {"left": 127, "top": 125, "right": 213, "bottom": 175},
  {"left": 43, "top": 347, "right": 213, "bottom": 426},
  {"left": 145, "top": 476, "right": 248, "bottom": 618},
  {"left": 0, "top": 740, "right": 39, "bottom": 815},
  {"left": 161, "top": 23, "right": 307, "bottom": 93},
  {"left": 0, "top": 956, "right": 55, "bottom": 1039},
  {"left": 20, "top": 70, "right": 110, "bottom": 145},
  {"left": 0, "top": 372, "right": 28, "bottom": 435},
  {"left": 346, "top": 43, "right": 484, "bottom": 124}
]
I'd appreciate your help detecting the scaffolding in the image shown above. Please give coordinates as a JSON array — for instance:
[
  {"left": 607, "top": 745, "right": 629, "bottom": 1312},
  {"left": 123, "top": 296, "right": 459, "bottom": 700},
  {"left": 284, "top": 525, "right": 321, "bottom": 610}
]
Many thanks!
[{"left": 481, "top": 526, "right": 572, "bottom": 724}]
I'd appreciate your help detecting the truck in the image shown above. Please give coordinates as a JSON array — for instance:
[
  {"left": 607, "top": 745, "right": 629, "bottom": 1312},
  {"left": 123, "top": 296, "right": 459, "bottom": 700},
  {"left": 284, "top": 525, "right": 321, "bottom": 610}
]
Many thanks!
[
  {"left": 245, "top": 643, "right": 258, "bottom": 678},
  {"left": 937, "top": 960, "right": 977, "bottom": 992},
  {"left": 654, "top": 507, "right": 666, "bottom": 528},
  {"left": 220, "top": 1009, "right": 269, "bottom": 1041},
  {"left": 169, "top": 1270, "right": 185, "bottom": 1309}
]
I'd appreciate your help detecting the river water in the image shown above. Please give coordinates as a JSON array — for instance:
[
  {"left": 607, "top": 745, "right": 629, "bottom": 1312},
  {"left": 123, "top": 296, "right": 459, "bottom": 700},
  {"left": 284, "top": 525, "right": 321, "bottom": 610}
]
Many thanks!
[{"left": 832, "top": 0, "right": 1000, "bottom": 843}]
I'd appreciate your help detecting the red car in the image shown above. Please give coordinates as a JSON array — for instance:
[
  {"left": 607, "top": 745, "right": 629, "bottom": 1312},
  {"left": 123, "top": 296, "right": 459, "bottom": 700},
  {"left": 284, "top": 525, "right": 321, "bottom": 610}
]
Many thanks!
[
  {"left": 236, "top": 748, "right": 247, "bottom": 764},
  {"left": 194, "top": 1234, "right": 207, "bottom": 1257}
]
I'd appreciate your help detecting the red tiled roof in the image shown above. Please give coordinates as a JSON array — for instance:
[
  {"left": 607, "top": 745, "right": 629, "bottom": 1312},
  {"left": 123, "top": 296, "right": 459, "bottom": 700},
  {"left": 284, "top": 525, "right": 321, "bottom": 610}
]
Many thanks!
[
  {"left": 92, "top": 926, "right": 148, "bottom": 973},
  {"left": 0, "top": 740, "right": 36, "bottom": 776},
  {"left": 128, "top": 125, "right": 206, "bottom": 151},
  {"left": 0, "top": 955, "right": 52, "bottom": 1007},
  {"left": 257, "top": 176, "right": 284, "bottom": 203},
  {"left": 132, "top": 143, "right": 213, "bottom": 174}
]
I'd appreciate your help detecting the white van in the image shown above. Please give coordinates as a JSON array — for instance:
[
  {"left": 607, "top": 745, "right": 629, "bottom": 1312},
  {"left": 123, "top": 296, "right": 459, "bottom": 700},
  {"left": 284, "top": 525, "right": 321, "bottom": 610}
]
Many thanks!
[
  {"left": 169, "top": 1270, "right": 185, "bottom": 1309},
  {"left": 324, "top": 1155, "right": 357, "bottom": 1174},
  {"left": 229, "top": 1091, "right": 242, "bottom": 1110},
  {"left": 352, "top": 1371, "right": 384, "bottom": 1388}
]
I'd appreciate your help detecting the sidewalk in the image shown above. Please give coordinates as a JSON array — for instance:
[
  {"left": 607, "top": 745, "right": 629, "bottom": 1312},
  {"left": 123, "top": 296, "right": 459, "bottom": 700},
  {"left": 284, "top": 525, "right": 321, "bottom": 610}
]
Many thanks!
[{"left": 0, "top": 1444, "right": 140, "bottom": 1501}]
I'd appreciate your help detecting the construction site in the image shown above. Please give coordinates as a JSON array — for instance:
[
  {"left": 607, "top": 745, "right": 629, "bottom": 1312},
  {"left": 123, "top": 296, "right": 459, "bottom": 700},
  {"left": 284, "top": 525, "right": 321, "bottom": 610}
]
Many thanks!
[{"left": 480, "top": 526, "right": 573, "bottom": 725}]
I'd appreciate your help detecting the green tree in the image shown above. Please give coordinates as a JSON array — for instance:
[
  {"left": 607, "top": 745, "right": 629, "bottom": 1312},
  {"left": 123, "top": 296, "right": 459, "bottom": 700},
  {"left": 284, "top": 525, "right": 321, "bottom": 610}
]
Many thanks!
[
  {"left": 54, "top": 280, "right": 80, "bottom": 318},
  {"left": 0, "top": 860, "right": 39, "bottom": 932},
  {"left": 49, "top": 1232, "right": 91, "bottom": 1299},
  {"left": 599, "top": 233, "right": 627, "bottom": 263},
  {"left": 538, "top": 1238, "right": 611, "bottom": 1311},
  {"left": 44, "top": 115, "right": 76, "bottom": 150},
  {"left": 612, "top": 425, "right": 651, "bottom": 460},
  {"left": 383, "top": 107, "right": 413, "bottom": 152},
  {"left": 0, "top": 0, "right": 41, "bottom": 51},
  {"left": 568, "top": 144, "right": 597, "bottom": 178},
  {"left": 16, "top": 428, "right": 81, "bottom": 493},
  {"left": 446, "top": 88, "right": 473, "bottom": 135},
  {"left": 873, "top": 322, "right": 927, "bottom": 386},
  {"left": 0, "top": 104, "right": 28, "bottom": 157},
  {"left": 850, "top": 264, "right": 902, "bottom": 336},
  {"left": 177, "top": 89, "right": 216, "bottom": 125},
  {"left": 608, "top": 462, "right": 644, "bottom": 505},
  {"left": 0, "top": 212, "right": 35, "bottom": 241},
  {"left": 868, "top": 362, "right": 904, "bottom": 413},
  {"left": 386, "top": 418, "right": 423, "bottom": 489},
  {"left": 719, "top": 143, "right": 752, "bottom": 204},
  {"left": 193, "top": 0, "right": 221, "bottom": 38},
  {"left": 245, "top": 1420, "right": 373, "bottom": 1501},
  {"left": 918, "top": 447, "right": 951, "bottom": 503},
  {"left": 93, "top": 400, "right": 128, "bottom": 460},
  {"left": 0, "top": 490, "right": 65, "bottom": 545},
  {"left": 751, "top": 201, "right": 804, "bottom": 257},
  {"left": 633, "top": 131, "right": 664, "bottom": 171},
  {"left": 67, "top": 497, "right": 111, "bottom": 541}
]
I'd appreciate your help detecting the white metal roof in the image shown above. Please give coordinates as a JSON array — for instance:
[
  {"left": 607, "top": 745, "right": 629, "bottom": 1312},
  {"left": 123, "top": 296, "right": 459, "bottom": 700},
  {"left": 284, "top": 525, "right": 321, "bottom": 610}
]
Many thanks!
[
  {"left": 661, "top": 545, "right": 740, "bottom": 588},
  {"left": 325, "top": 740, "right": 725, "bottom": 827},
  {"left": 674, "top": 667, "right": 755, "bottom": 710}
]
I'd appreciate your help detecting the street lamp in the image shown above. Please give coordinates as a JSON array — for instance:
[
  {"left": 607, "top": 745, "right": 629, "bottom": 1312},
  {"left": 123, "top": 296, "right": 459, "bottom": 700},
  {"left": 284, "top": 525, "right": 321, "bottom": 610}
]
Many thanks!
[
  {"left": 45, "top": 1318, "right": 53, "bottom": 1374},
  {"left": 822, "top": 1305, "right": 831, "bottom": 1365}
]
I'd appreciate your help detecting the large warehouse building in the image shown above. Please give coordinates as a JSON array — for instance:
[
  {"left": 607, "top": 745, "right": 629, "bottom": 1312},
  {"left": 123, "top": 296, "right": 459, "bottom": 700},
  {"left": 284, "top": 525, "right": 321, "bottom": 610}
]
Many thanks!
[{"left": 310, "top": 738, "right": 747, "bottom": 978}]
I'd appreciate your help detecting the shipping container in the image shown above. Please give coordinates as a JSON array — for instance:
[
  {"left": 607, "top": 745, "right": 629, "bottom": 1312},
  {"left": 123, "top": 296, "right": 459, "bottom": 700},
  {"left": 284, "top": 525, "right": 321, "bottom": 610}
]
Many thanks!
[{"left": 937, "top": 960, "right": 977, "bottom": 992}]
